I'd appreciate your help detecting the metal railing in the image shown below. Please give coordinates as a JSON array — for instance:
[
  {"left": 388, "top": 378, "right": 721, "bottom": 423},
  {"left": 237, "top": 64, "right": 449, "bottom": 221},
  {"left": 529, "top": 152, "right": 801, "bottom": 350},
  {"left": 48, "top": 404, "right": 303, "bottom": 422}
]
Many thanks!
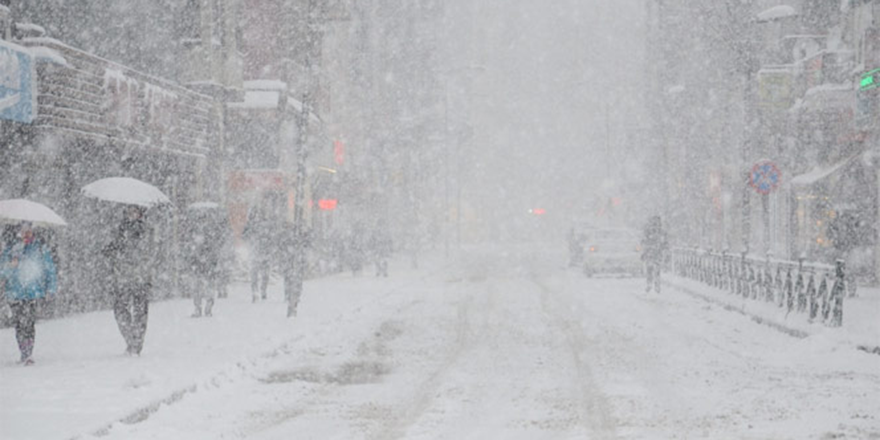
[{"left": 671, "top": 248, "right": 850, "bottom": 327}]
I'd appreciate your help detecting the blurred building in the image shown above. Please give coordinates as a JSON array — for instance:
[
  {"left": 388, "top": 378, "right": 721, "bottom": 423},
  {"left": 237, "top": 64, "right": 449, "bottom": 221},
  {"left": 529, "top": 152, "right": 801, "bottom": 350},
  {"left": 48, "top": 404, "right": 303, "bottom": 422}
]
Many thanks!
[{"left": 646, "top": 0, "right": 880, "bottom": 283}]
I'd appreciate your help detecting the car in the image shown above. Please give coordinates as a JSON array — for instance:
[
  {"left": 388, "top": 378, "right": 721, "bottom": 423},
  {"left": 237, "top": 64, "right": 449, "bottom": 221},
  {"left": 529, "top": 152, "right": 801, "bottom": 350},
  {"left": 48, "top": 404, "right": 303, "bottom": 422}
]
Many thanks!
[{"left": 581, "top": 227, "right": 643, "bottom": 277}]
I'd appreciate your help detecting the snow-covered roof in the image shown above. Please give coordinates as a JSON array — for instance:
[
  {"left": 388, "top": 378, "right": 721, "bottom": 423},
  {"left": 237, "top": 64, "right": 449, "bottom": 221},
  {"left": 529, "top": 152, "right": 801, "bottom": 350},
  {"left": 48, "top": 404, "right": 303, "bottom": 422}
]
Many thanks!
[
  {"left": 29, "top": 46, "right": 69, "bottom": 67},
  {"left": 791, "top": 154, "right": 857, "bottom": 186},
  {"left": 244, "top": 79, "right": 288, "bottom": 91},
  {"left": 289, "top": 96, "right": 323, "bottom": 124},
  {"left": 789, "top": 83, "right": 854, "bottom": 113},
  {"left": 757, "top": 5, "right": 798, "bottom": 22},
  {"left": 227, "top": 90, "right": 281, "bottom": 110},
  {"left": 14, "top": 22, "right": 45, "bottom": 37},
  {"left": 666, "top": 85, "right": 685, "bottom": 95},
  {"left": 188, "top": 201, "right": 221, "bottom": 210}
]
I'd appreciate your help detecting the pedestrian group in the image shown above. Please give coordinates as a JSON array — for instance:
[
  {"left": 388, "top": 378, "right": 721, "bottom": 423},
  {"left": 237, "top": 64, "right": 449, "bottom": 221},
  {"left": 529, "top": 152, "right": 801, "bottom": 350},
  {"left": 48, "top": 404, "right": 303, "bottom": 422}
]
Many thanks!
[{"left": 2, "top": 197, "right": 394, "bottom": 365}]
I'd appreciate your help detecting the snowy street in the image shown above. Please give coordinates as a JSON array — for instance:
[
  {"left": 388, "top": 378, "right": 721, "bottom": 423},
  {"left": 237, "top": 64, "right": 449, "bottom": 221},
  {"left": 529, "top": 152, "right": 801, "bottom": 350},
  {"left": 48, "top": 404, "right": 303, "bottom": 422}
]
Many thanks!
[{"left": 5, "top": 247, "right": 877, "bottom": 440}]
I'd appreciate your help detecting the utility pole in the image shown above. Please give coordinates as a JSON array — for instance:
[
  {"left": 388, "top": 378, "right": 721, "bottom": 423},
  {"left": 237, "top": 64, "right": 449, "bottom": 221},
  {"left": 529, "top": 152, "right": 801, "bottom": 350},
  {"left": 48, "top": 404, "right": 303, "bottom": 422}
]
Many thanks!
[{"left": 287, "top": 0, "right": 320, "bottom": 318}]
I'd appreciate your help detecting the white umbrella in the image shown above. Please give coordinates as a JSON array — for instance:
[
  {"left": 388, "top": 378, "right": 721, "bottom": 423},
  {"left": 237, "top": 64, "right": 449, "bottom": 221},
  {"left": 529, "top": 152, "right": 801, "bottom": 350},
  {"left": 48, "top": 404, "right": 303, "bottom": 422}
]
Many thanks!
[
  {"left": 82, "top": 177, "right": 171, "bottom": 208},
  {"left": 0, "top": 199, "right": 67, "bottom": 227}
]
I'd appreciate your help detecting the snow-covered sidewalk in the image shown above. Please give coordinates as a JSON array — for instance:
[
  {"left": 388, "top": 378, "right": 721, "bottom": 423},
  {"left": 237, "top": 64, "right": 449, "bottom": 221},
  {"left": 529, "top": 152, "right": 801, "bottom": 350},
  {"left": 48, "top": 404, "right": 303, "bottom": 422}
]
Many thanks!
[
  {"left": 665, "top": 275, "right": 880, "bottom": 352},
  {"left": 0, "top": 260, "right": 431, "bottom": 440}
]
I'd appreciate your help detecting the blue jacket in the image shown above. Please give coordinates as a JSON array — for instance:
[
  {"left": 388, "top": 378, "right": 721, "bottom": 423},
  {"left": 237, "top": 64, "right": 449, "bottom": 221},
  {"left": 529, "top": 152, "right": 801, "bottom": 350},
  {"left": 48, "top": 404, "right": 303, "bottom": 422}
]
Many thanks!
[{"left": 1, "top": 240, "right": 58, "bottom": 301}]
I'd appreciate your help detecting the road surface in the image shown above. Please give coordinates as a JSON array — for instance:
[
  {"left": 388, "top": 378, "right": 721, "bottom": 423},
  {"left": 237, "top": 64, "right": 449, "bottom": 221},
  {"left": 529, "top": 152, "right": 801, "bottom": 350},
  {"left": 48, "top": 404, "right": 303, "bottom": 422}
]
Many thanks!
[{"left": 91, "top": 246, "right": 880, "bottom": 439}]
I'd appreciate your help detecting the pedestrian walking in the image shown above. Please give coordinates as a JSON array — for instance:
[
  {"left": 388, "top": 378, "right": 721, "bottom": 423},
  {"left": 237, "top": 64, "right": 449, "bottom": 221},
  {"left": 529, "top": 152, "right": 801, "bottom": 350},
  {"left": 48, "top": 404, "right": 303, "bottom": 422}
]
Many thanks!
[
  {"left": 370, "top": 226, "right": 392, "bottom": 277},
  {"left": 243, "top": 201, "right": 276, "bottom": 302},
  {"left": 347, "top": 225, "right": 366, "bottom": 276},
  {"left": 183, "top": 208, "right": 228, "bottom": 317},
  {"left": 0, "top": 222, "right": 58, "bottom": 365},
  {"left": 641, "top": 215, "right": 668, "bottom": 293},
  {"left": 103, "top": 206, "right": 155, "bottom": 356}
]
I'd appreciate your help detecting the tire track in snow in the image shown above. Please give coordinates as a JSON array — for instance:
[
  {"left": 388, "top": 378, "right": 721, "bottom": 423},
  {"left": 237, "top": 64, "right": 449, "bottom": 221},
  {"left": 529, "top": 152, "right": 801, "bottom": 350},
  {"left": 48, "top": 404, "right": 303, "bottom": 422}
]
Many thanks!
[
  {"left": 79, "top": 267, "right": 451, "bottom": 440},
  {"left": 533, "top": 275, "right": 620, "bottom": 439},
  {"left": 366, "top": 287, "right": 480, "bottom": 440}
]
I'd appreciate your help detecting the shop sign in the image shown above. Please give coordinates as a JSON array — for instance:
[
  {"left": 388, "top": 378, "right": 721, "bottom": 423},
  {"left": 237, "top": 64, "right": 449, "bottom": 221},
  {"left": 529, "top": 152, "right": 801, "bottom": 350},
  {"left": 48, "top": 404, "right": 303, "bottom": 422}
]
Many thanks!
[
  {"left": 228, "top": 169, "right": 285, "bottom": 192},
  {"left": 758, "top": 69, "right": 793, "bottom": 110},
  {"left": 0, "top": 40, "right": 36, "bottom": 123}
]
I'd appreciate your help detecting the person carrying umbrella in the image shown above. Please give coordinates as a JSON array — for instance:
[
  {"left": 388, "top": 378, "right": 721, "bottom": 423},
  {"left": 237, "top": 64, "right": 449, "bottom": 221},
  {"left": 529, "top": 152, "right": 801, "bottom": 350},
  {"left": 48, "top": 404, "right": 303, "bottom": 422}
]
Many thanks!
[
  {"left": 103, "top": 205, "right": 155, "bottom": 356},
  {"left": 0, "top": 222, "right": 58, "bottom": 365}
]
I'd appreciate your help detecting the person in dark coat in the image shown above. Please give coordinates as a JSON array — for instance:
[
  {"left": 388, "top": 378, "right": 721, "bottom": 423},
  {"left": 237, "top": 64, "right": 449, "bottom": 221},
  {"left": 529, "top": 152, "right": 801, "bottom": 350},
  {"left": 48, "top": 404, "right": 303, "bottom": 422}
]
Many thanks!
[
  {"left": 0, "top": 222, "right": 58, "bottom": 365},
  {"left": 183, "top": 210, "right": 229, "bottom": 317},
  {"left": 243, "top": 202, "right": 276, "bottom": 302},
  {"left": 103, "top": 206, "right": 154, "bottom": 356},
  {"left": 370, "top": 226, "right": 392, "bottom": 277},
  {"left": 641, "top": 215, "right": 668, "bottom": 293}
]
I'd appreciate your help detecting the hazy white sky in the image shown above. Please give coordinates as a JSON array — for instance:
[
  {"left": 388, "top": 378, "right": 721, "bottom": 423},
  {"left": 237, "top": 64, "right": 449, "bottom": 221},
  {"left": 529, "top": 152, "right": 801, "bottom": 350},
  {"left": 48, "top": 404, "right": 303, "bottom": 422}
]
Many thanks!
[{"left": 444, "top": 0, "right": 647, "bottom": 235}]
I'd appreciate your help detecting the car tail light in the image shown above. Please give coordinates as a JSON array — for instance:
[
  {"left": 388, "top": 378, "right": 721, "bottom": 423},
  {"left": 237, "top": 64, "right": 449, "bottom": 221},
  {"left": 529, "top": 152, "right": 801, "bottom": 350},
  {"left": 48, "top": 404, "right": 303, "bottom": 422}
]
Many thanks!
[{"left": 589, "top": 246, "right": 597, "bottom": 252}]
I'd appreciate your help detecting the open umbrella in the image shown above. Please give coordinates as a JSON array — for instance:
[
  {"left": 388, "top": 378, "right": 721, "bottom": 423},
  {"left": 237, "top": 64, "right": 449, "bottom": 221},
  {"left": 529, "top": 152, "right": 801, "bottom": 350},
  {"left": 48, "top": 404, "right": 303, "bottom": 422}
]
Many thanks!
[
  {"left": 0, "top": 199, "right": 67, "bottom": 227},
  {"left": 82, "top": 177, "right": 171, "bottom": 208}
]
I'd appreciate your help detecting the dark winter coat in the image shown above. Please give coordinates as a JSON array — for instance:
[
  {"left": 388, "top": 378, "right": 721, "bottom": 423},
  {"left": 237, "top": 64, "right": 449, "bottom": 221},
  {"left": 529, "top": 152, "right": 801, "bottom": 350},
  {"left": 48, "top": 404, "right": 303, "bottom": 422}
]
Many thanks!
[
  {"left": 243, "top": 211, "right": 277, "bottom": 264},
  {"left": 641, "top": 224, "right": 668, "bottom": 264},
  {"left": 183, "top": 215, "right": 231, "bottom": 277},
  {"left": 370, "top": 230, "right": 393, "bottom": 259},
  {"left": 103, "top": 218, "right": 155, "bottom": 288}
]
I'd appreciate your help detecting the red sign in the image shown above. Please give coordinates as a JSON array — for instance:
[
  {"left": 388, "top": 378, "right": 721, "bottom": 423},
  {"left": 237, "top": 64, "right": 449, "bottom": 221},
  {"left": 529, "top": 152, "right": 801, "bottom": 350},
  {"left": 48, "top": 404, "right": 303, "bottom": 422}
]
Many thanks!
[
  {"left": 334, "top": 140, "right": 345, "bottom": 165},
  {"left": 317, "top": 199, "right": 338, "bottom": 211},
  {"left": 228, "top": 170, "right": 285, "bottom": 192}
]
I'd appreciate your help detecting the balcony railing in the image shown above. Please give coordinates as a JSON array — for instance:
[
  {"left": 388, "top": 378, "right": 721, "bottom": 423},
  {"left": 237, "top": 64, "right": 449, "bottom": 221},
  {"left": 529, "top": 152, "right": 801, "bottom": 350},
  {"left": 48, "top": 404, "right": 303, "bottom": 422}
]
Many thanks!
[{"left": 19, "top": 37, "right": 215, "bottom": 158}]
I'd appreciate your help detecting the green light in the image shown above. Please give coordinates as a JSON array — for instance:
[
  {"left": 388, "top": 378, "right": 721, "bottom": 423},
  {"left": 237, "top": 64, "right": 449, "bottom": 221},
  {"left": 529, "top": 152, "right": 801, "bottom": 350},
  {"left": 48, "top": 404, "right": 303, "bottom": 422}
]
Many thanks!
[{"left": 862, "top": 68, "right": 880, "bottom": 91}]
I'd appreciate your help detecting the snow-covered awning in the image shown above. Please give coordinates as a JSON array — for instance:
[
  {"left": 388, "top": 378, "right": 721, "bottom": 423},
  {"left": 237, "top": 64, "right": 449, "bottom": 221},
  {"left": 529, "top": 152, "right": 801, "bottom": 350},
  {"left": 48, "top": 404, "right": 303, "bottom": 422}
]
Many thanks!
[
  {"left": 757, "top": 5, "right": 797, "bottom": 22},
  {"left": 243, "top": 79, "right": 287, "bottom": 92},
  {"left": 790, "top": 83, "right": 854, "bottom": 114},
  {"left": 227, "top": 90, "right": 281, "bottom": 110},
  {"left": 791, "top": 154, "right": 859, "bottom": 186},
  {"left": 288, "top": 96, "right": 323, "bottom": 125}
]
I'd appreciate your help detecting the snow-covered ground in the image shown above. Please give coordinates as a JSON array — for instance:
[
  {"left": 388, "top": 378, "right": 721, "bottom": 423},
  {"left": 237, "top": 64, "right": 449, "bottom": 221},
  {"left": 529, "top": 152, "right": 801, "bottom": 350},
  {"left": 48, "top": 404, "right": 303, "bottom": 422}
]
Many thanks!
[{"left": 2, "top": 246, "right": 879, "bottom": 440}]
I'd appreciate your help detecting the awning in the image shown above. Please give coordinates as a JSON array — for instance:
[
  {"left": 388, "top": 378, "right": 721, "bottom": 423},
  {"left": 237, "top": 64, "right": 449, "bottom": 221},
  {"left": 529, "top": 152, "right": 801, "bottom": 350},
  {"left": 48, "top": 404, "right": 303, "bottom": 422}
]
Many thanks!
[
  {"left": 791, "top": 153, "right": 860, "bottom": 186},
  {"left": 792, "top": 83, "right": 855, "bottom": 114},
  {"left": 757, "top": 5, "right": 797, "bottom": 22}
]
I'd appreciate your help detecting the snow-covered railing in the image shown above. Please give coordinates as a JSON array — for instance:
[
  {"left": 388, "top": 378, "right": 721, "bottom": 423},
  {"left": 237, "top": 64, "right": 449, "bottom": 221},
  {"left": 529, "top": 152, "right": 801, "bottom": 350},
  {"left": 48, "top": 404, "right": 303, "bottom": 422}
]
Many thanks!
[{"left": 671, "top": 247, "right": 849, "bottom": 327}]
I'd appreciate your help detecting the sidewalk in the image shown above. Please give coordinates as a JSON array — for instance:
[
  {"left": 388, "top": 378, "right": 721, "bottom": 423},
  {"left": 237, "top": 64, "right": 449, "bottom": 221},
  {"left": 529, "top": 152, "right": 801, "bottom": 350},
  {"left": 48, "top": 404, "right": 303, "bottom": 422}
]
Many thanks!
[
  {"left": 665, "top": 275, "right": 880, "bottom": 353},
  {"left": 0, "top": 260, "right": 427, "bottom": 440}
]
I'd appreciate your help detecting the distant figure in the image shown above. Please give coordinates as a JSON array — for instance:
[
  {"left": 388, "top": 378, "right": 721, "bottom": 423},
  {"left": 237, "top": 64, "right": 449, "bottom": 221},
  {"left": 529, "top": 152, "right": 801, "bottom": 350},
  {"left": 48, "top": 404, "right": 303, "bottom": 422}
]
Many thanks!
[
  {"left": 103, "top": 206, "right": 155, "bottom": 356},
  {"left": 370, "top": 226, "right": 393, "bottom": 277},
  {"left": 243, "top": 202, "right": 275, "bottom": 302},
  {"left": 183, "top": 208, "right": 230, "bottom": 317},
  {"left": 568, "top": 227, "right": 584, "bottom": 267},
  {"left": 641, "top": 216, "right": 668, "bottom": 293},
  {"left": 347, "top": 225, "right": 366, "bottom": 276},
  {"left": 0, "top": 222, "right": 58, "bottom": 365}
]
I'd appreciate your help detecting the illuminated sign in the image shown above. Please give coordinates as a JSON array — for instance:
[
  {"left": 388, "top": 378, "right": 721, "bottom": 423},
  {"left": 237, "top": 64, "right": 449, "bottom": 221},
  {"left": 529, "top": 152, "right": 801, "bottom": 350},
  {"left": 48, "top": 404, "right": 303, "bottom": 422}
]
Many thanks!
[
  {"left": 861, "top": 68, "right": 878, "bottom": 91},
  {"left": 317, "top": 199, "right": 338, "bottom": 211}
]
